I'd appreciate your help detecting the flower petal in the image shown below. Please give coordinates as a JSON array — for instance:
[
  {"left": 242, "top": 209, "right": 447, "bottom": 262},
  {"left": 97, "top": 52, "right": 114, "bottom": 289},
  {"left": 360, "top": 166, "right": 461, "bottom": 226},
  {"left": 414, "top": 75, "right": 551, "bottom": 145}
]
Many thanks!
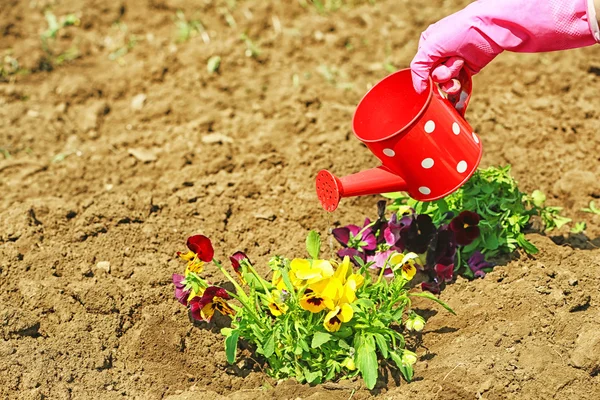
[
  {"left": 332, "top": 227, "right": 351, "bottom": 246},
  {"left": 339, "top": 303, "right": 354, "bottom": 322},
  {"left": 230, "top": 251, "right": 249, "bottom": 273},
  {"left": 434, "top": 263, "right": 454, "bottom": 283},
  {"left": 187, "top": 235, "right": 214, "bottom": 262}
]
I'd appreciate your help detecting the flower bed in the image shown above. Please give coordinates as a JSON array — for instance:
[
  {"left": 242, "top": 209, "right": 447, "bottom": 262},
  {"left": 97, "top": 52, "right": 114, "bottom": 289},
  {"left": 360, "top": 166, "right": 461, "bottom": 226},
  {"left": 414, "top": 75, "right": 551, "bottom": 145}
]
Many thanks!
[{"left": 171, "top": 165, "right": 569, "bottom": 389}]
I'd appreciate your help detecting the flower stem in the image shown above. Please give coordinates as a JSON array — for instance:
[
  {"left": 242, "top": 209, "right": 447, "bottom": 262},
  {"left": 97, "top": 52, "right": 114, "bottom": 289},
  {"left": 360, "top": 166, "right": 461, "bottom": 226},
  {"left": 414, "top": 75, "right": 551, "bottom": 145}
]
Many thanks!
[{"left": 214, "top": 259, "right": 269, "bottom": 330}]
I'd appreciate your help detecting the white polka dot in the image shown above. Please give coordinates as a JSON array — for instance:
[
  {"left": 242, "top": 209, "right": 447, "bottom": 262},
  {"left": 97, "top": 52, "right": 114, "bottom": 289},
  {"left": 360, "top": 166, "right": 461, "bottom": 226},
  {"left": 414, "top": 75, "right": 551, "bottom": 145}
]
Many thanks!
[
  {"left": 452, "top": 122, "right": 460, "bottom": 135},
  {"left": 421, "top": 158, "right": 434, "bottom": 169},
  {"left": 472, "top": 132, "right": 479, "bottom": 143},
  {"left": 424, "top": 120, "right": 436, "bottom": 133},
  {"left": 457, "top": 161, "right": 468, "bottom": 173},
  {"left": 419, "top": 186, "right": 431, "bottom": 195},
  {"left": 383, "top": 148, "right": 395, "bottom": 157}
]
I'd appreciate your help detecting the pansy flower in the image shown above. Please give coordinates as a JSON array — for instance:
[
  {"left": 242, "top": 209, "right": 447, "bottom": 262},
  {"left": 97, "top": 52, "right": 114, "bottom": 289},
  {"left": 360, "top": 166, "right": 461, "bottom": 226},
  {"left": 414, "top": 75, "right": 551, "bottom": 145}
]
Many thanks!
[
  {"left": 299, "top": 288, "right": 334, "bottom": 313},
  {"left": 230, "top": 251, "right": 249, "bottom": 284},
  {"left": 449, "top": 211, "right": 481, "bottom": 246},
  {"left": 434, "top": 263, "right": 454, "bottom": 283},
  {"left": 172, "top": 274, "right": 190, "bottom": 306},
  {"left": 383, "top": 213, "right": 412, "bottom": 249},
  {"left": 178, "top": 235, "right": 214, "bottom": 275},
  {"left": 289, "top": 258, "right": 334, "bottom": 287},
  {"left": 426, "top": 226, "right": 457, "bottom": 268},
  {"left": 189, "top": 286, "right": 235, "bottom": 322},
  {"left": 468, "top": 251, "right": 493, "bottom": 278},
  {"left": 324, "top": 303, "right": 354, "bottom": 332},
  {"left": 267, "top": 289, "right": 289, "bottom": 317},
  {"left": 367, "top": 250, "right": 394, "bottom": 277},
  {"left": 332, "top": 219, "right": 377, "bottom": 260},
  {"left": 400, "top": 214, "right": 436, "bottom": 254},
  {"left": 421, "top": 279, "right": 441, "bottom": 295},
  {"left": 390, "top": 252, "right": 421, "bottom": 281}
]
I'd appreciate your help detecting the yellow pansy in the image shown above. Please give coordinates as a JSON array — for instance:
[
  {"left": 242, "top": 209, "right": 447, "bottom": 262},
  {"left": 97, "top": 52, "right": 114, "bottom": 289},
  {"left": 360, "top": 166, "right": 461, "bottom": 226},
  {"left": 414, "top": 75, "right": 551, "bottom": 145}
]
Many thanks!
[
  {"left": 271, "top": 270, "right": 288, "bottom": 291},
  {"left": 390, "top": 252, "right": 420, "bottom": 281},
  {"left": 267, "top": 290, "right": 289, "bottom": 317},
  {"left": 299, "top": 289, "right": 334, "bottom": 313},
  {"left": 289, "top": 258, "right": 334, "bottom": 287},
  {"left": 324, "top": 304, "right": 354, "bottom": 332},
  {"left": 181, "top": 253, "right": 204, "bottom": 276}
]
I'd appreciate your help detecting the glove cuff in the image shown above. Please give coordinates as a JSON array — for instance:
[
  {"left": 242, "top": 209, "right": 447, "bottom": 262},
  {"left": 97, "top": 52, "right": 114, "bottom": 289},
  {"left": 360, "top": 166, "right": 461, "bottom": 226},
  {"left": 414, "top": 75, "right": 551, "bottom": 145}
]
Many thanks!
[{"left": 587, "top": 0, "right": 600, "bottom": 42}]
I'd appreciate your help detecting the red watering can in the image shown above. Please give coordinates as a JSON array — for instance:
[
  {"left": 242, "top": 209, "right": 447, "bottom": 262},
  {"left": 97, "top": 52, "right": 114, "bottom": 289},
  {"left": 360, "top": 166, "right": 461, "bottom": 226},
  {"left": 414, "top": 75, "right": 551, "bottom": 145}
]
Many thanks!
[{"left": 316, "top": 68, "right": 482, "bottom": 212}]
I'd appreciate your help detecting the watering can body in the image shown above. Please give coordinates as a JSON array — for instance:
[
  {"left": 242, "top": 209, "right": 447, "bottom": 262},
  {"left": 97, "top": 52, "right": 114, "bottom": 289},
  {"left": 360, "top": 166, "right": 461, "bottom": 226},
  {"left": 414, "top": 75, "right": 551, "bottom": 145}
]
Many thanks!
[{"left": 316, "top": 68, "right": 482, "bottom": 212}]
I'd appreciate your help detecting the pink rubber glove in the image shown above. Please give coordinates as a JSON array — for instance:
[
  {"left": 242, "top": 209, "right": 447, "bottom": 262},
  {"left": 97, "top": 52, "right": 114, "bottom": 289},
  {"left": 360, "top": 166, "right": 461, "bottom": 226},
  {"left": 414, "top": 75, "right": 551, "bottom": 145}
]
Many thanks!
[{"left": 411, "top": 0, "right": 600, "bottom": 94}]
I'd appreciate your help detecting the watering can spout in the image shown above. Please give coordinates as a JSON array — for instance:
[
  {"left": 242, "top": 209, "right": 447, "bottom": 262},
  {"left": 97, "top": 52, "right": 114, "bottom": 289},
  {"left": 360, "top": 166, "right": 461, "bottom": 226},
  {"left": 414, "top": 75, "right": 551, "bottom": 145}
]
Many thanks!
[{"left": 316, "top": 167, "right": 408, "bottom": 212}]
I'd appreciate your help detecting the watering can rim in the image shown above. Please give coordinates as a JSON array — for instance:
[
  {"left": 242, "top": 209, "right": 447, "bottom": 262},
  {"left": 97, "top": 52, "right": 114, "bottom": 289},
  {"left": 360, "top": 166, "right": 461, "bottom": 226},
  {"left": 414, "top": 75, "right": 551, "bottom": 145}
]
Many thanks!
[{"left": 351, "top": 68, "right": 434, "bottom": 144}]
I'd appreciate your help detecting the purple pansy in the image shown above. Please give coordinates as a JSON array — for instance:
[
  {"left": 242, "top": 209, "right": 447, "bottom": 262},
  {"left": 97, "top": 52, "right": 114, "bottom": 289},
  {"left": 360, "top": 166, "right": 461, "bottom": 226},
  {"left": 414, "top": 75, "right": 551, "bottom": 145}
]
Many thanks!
[
  {"left": 332, "top": 219, "right": 377, "bottom": 262},
  {"left": 426, "top": 226, "right": 457, "bottom": 268},
  {"left": 468, "top": 251, "right": 493, "bottom": 278},
  {"left": 398, "top": 214, "right": 436, "bottom": 254},
  {"left": 367, "top": 250, "right": 394, "bottom": 278},
  {"left": 173, "top": 273, "right": 190, "bottom": 306}
]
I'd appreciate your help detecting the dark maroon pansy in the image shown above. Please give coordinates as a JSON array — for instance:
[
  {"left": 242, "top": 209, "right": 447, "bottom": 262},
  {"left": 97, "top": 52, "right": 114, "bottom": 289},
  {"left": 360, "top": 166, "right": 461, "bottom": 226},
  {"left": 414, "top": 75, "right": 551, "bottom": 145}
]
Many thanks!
[{"left": 449, "top": 211, "right": 481, "bottom": 246}]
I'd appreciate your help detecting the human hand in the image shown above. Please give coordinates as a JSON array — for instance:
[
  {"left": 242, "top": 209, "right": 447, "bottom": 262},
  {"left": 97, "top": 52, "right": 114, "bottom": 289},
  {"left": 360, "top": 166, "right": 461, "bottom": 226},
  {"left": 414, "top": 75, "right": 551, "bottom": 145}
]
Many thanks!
[{"left": 411, "top": 0, "right": 599, "bottom": 94}]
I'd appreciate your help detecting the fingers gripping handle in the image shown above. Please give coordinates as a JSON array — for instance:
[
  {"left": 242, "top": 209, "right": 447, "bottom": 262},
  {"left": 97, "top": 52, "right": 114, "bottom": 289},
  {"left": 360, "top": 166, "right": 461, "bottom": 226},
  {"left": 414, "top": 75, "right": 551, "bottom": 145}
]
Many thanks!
[{"left": 445, "top": 68, "right": 472, "bottom": 117}]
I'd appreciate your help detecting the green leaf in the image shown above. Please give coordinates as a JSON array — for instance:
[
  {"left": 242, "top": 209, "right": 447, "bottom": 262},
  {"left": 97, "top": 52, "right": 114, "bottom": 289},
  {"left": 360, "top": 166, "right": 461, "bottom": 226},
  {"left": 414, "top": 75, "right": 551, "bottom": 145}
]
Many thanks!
[
  {"left": 306, "top": 230, "right": 321, "bottom": 259},
  {"left": 338, "top": 339, "right": 350, "bottom": 350},
  {"left": 373, "top": 333, "right": 389, "bottom": 359},
  {"left": 333, "top": 325, "right": 353, "bottom": 339},
  {"left": 409, "top": 292, "right": 456, "bottom": 315},
  {"left": 356, "top": 335, "right": 378, "bottom": 390},
  {"left": 482, "top": 233, "right": 499, "bottom": 251},
  {"left": 530, "top": 189, "right": 546, "bottom": 208},
  {"left": 389, "top": 351, "right": 414, "bottom": 382},
  {"left": 354, "top": 298, "right": 375, "bottom": 309},
  {"left": 311, "top": 331, "right": 333, "bottom": 349},
  {"left": 263, "top": 333, "right": 275, "bottom": 358},
  {"left": 225, "top": 330, "right": 239, "bottom": 364},
  {"left": 516, "top": 234, "right": 539, "bottom": 254},
  {"left": 571, "top": 221, "right": 586, "bottom": 234},
  {"left": 207, "top": 55, "right": 221, "bottom": 73},
  {"left": 280, "top": 266, "right": 295, "bottom": 295},
  {"left": 303, "top": 368, "right": 322, "bottom": 384}
]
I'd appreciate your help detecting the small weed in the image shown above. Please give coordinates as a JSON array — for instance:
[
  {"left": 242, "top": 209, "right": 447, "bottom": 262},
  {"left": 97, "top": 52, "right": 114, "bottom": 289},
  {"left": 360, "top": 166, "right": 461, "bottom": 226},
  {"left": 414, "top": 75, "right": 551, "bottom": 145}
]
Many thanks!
[
  {"left": 299, "top": 0, "right": 376, "bottom": 13},
  {"left": 0, "top": 51, "right": 29, "bottom": 79},
  {"left": 571, "top": 222, "right": 587, "bottom": 234},
  {"left": 0, "top": 148, "right": 11, "bottom": 159},
  {"left": 316, "top": 64, "right": 354, "bottom": 89},
  {"left": 108, "top": 23, "right": 140, "bottom": 63},
  {"left": 41, "top": 11, "right": 80, "bottom": 53},
  {"left": 582, "top": 200, "right": 600, "bottom": 215},
  {"left": 241, "top": 34, "right": 260, "bottom": 58},
  {"left": 175, "top": 10, "right": 210, "bottom": 43},
  {"left": 207, "top": 56, "right": 221, "bottom": 74}
]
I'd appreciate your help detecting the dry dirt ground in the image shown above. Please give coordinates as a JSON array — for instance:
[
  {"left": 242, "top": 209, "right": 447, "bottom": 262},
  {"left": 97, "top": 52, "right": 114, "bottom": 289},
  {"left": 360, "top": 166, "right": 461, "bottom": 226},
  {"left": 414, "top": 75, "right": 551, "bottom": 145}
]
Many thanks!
[{"left": 2, "top": 0, "right": 600, "bottom": 399}]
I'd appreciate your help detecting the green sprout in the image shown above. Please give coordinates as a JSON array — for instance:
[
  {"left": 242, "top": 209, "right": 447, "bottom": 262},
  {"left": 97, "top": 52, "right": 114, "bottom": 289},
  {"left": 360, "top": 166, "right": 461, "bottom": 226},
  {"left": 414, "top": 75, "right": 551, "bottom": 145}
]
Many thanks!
[
  {"left": 571, "top": 222, "right": 587, "bottom": 234},
  {"left": 175, "top": 10, "right": 210, "bottom": 43},
  {"left": 207, "top": 56, "right": 221, "bottom": 74},
  {"left": 241, "top": 34, "right": 261, "bottom": 58},
  {"left": 41, "top": 12, "right": 80, "bottom": 53},
  {"left": 581, "top": 200, "right": 600, "bottom": 215}
]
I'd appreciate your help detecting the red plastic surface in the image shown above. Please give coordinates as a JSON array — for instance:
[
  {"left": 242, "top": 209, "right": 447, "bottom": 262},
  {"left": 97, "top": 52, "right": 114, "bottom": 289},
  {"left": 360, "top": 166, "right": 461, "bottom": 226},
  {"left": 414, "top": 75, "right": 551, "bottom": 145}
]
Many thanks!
[{"left": 317, "top": 68, "right": 482, "bottom": 212}]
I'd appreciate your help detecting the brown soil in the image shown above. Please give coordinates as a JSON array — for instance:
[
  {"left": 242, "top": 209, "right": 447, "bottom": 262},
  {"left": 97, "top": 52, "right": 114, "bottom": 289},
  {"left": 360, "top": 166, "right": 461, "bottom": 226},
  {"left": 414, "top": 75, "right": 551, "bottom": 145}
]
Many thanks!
[{"left": 2, "top": 1, "right": 600, "bottom": 399}]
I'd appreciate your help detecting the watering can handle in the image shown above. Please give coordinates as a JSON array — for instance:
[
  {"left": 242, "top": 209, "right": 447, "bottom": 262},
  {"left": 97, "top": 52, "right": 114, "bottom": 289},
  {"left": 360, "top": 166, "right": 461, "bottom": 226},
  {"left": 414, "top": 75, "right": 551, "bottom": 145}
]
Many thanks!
[{"left": 445, "top": 68, "right": 472, "bottom": 117}]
